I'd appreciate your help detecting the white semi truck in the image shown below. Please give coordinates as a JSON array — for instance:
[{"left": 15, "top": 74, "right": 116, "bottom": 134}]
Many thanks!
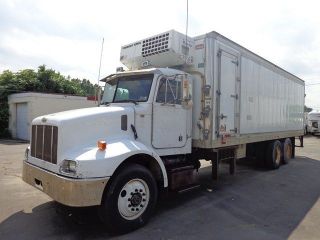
[
  {"left": 306, "top": 110, "right": 320, "bottom": 135},
  {"left": 23, "top": 30, "right": 305, "bottom": 232}
]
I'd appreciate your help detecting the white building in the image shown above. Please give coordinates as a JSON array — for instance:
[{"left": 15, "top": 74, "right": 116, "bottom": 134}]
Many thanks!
[{"left": 8, "top": 92, "right": 97, "bottom": 140}]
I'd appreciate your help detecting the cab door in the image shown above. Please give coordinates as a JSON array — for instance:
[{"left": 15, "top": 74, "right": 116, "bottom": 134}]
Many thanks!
[{"left": 152, "top": 77, "right": 187, "bottom": 148}]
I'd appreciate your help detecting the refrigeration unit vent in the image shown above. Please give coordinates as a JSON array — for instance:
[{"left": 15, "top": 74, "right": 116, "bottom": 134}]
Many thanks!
[
  {"left": 141, "top": 33, "right": 170, "bottom": 57},
  {"left": 120, "top": 30, "right": 194, "bottom": 70}
]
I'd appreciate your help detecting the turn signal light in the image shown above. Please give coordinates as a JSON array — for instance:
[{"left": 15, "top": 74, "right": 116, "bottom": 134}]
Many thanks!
[{"left": 98, "top": 140, "right": 107, "bottom": 151}]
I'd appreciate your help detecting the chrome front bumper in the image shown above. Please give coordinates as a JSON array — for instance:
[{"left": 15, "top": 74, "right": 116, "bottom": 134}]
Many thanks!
[{"left": 22, "top": 161, "right": 109, "bottom": 207}]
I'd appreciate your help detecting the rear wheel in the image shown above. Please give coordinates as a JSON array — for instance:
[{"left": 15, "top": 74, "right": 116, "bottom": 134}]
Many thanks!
[
  {"left": 282, "top": 138, "right": 293, "bottom": 164},
  {"left": 99, "top": 164, "right": 158, "bottom": 233},
  {"left": 266, "top": 140, "right": 282, "bottom": 169}
]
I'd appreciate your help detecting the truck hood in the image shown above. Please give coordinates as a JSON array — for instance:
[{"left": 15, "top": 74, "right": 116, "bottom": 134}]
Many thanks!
[
  {"left": 32, "top": 106, "right": 135, "bottom": 163},
  {"left": 33, "top": 106, "right": 132, "bottom": 125}
]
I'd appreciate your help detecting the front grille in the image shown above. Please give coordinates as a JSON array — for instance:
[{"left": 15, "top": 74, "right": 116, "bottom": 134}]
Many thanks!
[
  {"left": 142, "top": 32, "right": 170, "bottom": 57},
  {"left": 30, "top": 125, "right": 58, "bottom": 164}
]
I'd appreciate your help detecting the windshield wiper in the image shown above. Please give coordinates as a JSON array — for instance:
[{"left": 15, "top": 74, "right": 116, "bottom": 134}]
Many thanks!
[{"left": 114, "top": 99, "right": 138, "bottom": 105}]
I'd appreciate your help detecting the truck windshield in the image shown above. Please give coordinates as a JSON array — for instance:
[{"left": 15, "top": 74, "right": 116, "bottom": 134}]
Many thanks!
[{"left": 102, "top": 74, "right": 154, "bottom": 104}]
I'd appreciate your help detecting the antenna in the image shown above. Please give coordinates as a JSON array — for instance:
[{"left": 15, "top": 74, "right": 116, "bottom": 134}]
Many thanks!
[
  {"left": 96, "top": 38, "right": 104, "bottom": 105},
  {"left": 185, "top": 0, "right": 189, "bottom": 51}
]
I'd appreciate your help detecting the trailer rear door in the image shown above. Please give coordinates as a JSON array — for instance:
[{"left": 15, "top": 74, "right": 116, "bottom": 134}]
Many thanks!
[{"left": 217, "top": 49, "right": 239, "bottom": 136}]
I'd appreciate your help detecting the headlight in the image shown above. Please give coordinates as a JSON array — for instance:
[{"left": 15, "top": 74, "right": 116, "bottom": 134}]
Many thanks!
[
  {"left": 24, "top": 147, "right": 30, "bottom": 161},
  {"left": 60, "top": 159, "right": 77, "bottom": 175}
]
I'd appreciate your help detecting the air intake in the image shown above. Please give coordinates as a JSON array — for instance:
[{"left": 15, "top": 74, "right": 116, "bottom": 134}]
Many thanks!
[
  {"left": 142, "top": 32, "right": 170, "bottom": 57},
  {"left": 31, "top": 125, "right": 58, "bottom": 164}
]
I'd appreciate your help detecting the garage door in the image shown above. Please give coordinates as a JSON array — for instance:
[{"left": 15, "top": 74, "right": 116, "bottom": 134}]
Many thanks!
[{"left": 16, "top": 103, "right": 29, "bottom": 140}]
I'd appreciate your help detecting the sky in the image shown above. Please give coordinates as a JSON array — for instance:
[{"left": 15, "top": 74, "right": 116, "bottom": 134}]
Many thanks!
[{"left": 0, "top": 0, "right": 319, "bottom": 109}]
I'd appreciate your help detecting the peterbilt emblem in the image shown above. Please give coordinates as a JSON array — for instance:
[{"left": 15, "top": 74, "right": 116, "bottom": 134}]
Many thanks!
[{"left": 41, "top": 117, "right": 47, "bottom": 123}]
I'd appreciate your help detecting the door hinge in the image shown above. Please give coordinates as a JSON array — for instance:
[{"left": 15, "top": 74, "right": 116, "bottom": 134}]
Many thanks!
[
  {"left": 216, "top": 90, "right": 221, "bottom": 96},
  {"left": 230, "top": 94, "right": 238, "bottom": 100},
  {"left": 231, "top": 60, "right": 239, "bottom": 66},
  {"left": 217, "top": 50, "right": 222, "bottom": 57}
]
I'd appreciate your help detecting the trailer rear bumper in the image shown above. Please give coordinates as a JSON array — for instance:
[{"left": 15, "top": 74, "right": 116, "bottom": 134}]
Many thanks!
[{"left": 22, "top": 161, "right": 109, "bottom": 207}]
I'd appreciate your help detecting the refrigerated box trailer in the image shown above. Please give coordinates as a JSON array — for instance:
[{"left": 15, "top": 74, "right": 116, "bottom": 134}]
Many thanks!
[{"left": 23, "top": 30, "right": 305, "bottom": 232}]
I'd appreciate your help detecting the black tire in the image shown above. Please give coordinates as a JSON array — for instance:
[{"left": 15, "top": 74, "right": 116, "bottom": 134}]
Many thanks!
[
  {"left": 99, "top": 164, "right": 158, "bottom": 233},
  {"left": 266, "top": 140, "right": 282, "bottom": 169},
  {"left": 282, "top": 138, "right": 293, "bottom": 164},
  {"left": 256, "top": 142, "right": 267, "bottom": 167}
]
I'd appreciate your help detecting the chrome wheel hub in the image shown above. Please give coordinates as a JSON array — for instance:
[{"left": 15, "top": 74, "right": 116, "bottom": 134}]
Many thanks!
[{"left": 130, "top": 193, "right": 143, "bottom": 206}]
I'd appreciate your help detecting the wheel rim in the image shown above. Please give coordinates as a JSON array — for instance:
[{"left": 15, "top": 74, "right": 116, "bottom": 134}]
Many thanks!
[
  {"left": 285, "top": 144, "right": 292, "bottom": 159},
  {"left": 275, "top": 145, "right": 281, "bottom": 165},
  {"left": 117, "top": 178, "right": 150, "bottom": 220}
]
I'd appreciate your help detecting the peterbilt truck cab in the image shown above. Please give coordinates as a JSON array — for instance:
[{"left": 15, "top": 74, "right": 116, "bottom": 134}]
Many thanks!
[{"left": 23, "top": 66, "right": 194, "bottom": 233}]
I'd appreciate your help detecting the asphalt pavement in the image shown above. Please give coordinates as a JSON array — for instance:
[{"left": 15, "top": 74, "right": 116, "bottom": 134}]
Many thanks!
[{"left": 1, "top": 135, "right": 320, "bottom": 240}]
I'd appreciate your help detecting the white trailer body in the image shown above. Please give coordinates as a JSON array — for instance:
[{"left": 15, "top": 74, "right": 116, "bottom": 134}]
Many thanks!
[
  {"left": 195, "top": 32, "right": 304, "bottom": 149},
  {"left": 23, "top": 29, "right": 305, "bottom": 233}
]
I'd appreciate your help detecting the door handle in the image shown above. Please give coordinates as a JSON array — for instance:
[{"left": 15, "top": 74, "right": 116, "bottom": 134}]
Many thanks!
[{"left": 220, "top": 114, "right": 227, "bottom": 119}]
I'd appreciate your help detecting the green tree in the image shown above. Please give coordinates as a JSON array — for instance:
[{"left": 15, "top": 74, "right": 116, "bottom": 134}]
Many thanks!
[
  {"left": 0, "top": 70, "right": 17, "bottom": 138},
  {"left": 16, "top": 69, "right": 38, "bottom": 91}
]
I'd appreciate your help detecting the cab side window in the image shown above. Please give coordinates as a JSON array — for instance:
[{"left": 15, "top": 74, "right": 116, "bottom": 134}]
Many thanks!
[{"left": 156, "top": 78, "right": 182, "bottom": 104}]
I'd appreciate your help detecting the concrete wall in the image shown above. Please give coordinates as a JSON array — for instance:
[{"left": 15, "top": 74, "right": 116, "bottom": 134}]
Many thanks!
[{"left": 8, "top": 93, "right": 97, "bottom": 140}]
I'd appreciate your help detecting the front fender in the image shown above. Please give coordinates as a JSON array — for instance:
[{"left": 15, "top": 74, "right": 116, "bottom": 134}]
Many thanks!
[{"left": 67, "top": 139, "right": 168, "bottom": 187}]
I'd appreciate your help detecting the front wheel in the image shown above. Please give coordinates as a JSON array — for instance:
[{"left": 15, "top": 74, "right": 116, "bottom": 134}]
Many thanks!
[{"left": 99, "top": 164, "right": 158, "bottom": 233}]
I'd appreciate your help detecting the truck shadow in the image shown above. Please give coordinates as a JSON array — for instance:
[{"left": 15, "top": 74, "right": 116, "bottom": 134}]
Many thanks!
[
  {"left": 0, "top": 139, "right": 29, "bottom": 145},
  {"left": 1, "top": 156, "right": 320, "bottom": 239},
  {"left": 304, "top": 134, "right": 320, "bottom": 139}
]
